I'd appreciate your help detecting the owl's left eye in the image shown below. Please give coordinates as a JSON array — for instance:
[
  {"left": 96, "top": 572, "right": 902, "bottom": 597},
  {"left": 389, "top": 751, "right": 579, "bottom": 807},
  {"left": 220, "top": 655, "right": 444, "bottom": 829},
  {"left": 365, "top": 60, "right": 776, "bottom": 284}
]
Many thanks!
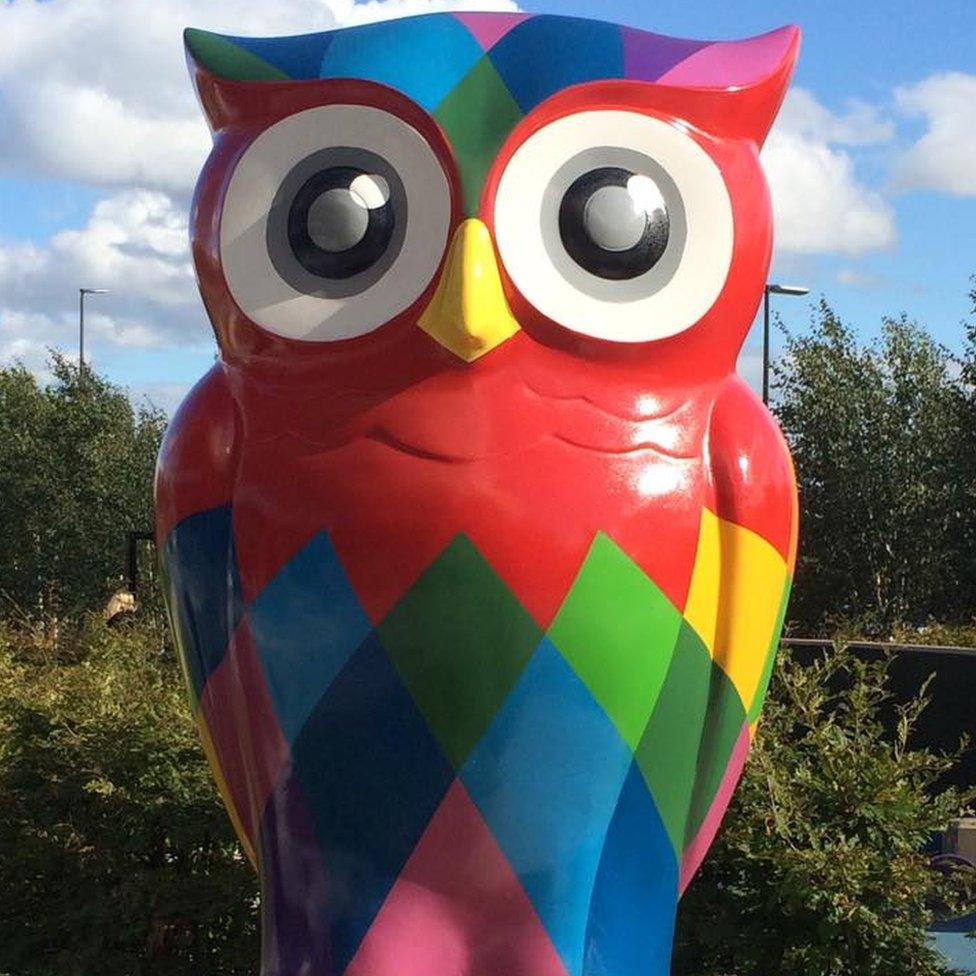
[
  {"left": 219, "top": 105, "right": 451, "bottom": 342},
  {"left": 493, "top": 109, "right": 734, "bottom": 344},
  {"left": 558, "top": 167, "right": 670, "bottom": 281}
]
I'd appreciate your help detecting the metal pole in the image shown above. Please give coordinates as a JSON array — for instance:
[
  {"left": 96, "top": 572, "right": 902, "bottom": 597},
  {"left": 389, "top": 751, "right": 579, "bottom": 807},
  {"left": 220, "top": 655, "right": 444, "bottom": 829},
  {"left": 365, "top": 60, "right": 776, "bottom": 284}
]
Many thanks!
[
  {"left": 762, "top": 286, "right": 771, "bottom": 406},
  {"left": 79, "top": 288, "right": 85, "bottom": 380}
]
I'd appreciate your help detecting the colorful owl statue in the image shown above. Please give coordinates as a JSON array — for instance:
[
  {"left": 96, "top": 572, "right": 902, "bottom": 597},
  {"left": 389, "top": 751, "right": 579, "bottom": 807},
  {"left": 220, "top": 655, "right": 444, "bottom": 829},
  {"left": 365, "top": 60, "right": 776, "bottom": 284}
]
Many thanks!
[{"left": 157, "top": 13, "right": 800, "bottom": 976}]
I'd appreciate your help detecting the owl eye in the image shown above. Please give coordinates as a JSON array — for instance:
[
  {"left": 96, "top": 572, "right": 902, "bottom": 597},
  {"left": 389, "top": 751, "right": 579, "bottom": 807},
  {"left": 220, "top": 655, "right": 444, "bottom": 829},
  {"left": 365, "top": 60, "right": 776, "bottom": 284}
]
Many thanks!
[
  {"left": 558, "top": 167, "right": 670, "bottom": 280},
  {"left": 220, "top": 105, "right": 450, "bottom": 342},
  {"left": 285, "top": 167, "right": 394, "bottom": 279},
  {"left": 493, "top": 109, "right": 734, "bottom": 344}
]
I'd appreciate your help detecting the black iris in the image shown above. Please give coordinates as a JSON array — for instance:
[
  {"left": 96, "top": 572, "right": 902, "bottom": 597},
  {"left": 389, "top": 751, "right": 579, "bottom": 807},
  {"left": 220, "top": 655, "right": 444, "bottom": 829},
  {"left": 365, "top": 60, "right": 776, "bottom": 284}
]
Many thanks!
[
  {"left": 558, "top": 167, "right": 669, "bottom": 280},
  {"left": 286, "top": 166, "right": 395, "bottom": 280}
]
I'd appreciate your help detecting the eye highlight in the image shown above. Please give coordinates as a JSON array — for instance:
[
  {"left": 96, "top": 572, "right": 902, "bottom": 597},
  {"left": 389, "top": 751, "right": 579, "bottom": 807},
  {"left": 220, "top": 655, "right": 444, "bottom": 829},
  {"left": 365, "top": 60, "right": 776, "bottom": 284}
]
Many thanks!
[
  {"left": 220, "top": 105, "right": 451, "bottom": 343},
  {"left": 493, "top": 109, "right": 734, "bottom": 344}
]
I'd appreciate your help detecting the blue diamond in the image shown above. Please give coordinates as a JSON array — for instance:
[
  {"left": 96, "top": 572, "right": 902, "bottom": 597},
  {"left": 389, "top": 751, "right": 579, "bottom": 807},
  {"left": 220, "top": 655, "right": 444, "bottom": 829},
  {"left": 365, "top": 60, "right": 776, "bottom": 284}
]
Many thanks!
[
  {"left": 292, "top": 634, "right": 454, "bottom": 972},
  {"left": 460, "top": 639, "right": 632, "bottom": 976},
  {"left": 162, "top": 505, "right": 243, "bottom": 697},
  {"left": 583, "top": 763, "right": 679, "bottom": 976},
  {"left": 250, "top": 532, "right": 371, "bottom": 743}
]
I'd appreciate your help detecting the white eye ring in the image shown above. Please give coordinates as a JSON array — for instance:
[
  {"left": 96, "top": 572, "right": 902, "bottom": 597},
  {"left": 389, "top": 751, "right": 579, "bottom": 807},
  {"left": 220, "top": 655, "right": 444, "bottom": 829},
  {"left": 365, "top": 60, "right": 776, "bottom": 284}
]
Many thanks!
[
  {"left": 493, "top": 109, "right": 734, "bottom": 343},
  {"left": 219, "top": 104, "right": 451, "bottom": 342}
]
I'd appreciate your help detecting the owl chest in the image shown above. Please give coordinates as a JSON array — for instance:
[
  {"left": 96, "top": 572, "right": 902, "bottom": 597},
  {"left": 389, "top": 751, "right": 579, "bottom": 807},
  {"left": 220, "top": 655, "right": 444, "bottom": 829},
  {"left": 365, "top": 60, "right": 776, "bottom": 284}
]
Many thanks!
[{"left": 231, "top": 418, "right": 709, "bottom": 626}]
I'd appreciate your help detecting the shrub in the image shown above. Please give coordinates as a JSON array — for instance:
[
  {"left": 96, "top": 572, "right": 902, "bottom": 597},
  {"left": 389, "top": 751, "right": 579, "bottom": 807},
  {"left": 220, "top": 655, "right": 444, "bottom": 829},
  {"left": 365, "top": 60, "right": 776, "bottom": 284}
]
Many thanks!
[
  {"left": 672, "top": 645, "right": 976, "bottom": 976},
  {"left": 0, "top": 614, "right": 258, "bottom": 976}
]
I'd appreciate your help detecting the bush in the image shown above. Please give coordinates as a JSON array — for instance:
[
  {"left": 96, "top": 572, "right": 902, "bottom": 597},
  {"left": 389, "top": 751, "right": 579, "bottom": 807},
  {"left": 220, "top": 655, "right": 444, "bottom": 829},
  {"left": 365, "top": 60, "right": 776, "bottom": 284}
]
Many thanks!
[
  {"left": 0, "top": 614, "right": 258, "bottom": 976},
  {"left": 673, "top": 645, "right": 976, "bottom": 976},
  {"left": 0, "top": 355, "right": 166, "bottom": 620}
]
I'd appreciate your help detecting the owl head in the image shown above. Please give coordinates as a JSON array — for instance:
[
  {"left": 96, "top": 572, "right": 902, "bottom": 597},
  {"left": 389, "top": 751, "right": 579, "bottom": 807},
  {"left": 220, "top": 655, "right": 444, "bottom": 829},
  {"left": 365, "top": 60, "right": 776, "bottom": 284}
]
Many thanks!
[{"left": 186, "top": 13, "right": 798, "bottom": 389}]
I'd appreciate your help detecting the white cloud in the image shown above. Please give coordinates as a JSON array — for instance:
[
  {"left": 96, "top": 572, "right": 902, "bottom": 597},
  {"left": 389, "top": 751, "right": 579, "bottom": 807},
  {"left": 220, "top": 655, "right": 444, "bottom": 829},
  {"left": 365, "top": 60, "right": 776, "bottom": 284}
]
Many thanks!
[
  {"left": 128, "top": 380, "right": 195, "bottom": 416},
  {"left": 777, "top": 88, "right": 894, "bottom": 147},
  {"left": 0, "top": 188, "right": 201, "bottom": 365},
  {"left": 763, "top": 88, "right": 898, "bottom": 256},
  {"left": 894, "top": 72, "right": 976, "bottom": 196},
  {"left": 0, "top": 0, "right": 519, "bottom": 193}
]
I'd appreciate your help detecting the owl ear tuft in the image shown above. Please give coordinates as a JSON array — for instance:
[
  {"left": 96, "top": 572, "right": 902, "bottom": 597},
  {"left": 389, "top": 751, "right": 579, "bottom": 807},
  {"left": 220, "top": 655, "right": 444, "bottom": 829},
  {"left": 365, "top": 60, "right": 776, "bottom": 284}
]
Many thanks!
[
  {"left": 185, "top": 27, "right": 291, "bottom": 132},
  {"left": 661, "top": 25, "right": 800, "bottom": 147}
]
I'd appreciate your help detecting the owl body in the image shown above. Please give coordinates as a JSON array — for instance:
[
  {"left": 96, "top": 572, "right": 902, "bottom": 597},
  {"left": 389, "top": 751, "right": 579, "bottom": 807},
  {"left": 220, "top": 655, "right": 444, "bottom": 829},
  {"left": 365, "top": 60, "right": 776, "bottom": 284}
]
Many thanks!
[{"left": 159, "top": 13, "right": 799, "bottom": 976}]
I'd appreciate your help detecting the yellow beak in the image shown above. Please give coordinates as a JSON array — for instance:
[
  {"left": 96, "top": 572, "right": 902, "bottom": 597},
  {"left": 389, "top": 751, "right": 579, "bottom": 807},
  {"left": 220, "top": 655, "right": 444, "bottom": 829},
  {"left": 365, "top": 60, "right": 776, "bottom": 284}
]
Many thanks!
[{"left": 418, "top": 218, "right": 521, "bottom": 362}]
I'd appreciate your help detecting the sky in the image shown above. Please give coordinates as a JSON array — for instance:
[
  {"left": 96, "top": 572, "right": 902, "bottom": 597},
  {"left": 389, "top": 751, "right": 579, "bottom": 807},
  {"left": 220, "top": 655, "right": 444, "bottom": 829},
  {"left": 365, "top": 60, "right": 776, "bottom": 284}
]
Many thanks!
[{"left": 0, "top": 0, "right": 974, "bottom": 412}]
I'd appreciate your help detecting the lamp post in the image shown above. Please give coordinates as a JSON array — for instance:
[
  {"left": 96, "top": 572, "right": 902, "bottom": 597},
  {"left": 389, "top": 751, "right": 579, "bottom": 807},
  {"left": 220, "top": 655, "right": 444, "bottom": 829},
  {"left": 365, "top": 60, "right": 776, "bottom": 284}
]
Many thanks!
[
  {"left": 763, "top": 283, "right": 809, "bottom": 406},
  {"left": 79, "top": 287, "right": 109, "bottom": 380}
]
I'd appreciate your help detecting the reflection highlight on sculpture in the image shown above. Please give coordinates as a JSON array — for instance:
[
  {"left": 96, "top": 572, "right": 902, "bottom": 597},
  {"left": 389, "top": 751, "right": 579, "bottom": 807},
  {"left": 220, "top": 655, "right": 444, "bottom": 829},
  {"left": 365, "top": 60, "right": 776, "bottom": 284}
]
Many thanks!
[{"left": 156, "top": 13, "right": 800, "bottom": 976}]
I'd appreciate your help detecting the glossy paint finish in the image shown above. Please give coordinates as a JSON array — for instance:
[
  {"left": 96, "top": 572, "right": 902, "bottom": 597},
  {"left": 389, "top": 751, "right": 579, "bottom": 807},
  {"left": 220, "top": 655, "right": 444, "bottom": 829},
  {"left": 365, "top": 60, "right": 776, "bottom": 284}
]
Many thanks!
[{"left": 158, "top": 13, "right": 800, "bottom": 976}]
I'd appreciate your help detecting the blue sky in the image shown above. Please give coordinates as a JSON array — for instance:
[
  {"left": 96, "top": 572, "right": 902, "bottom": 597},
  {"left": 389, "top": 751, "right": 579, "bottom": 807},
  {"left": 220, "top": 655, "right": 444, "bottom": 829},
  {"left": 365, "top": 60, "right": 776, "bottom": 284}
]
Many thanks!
[{"left": 0, "top": 0, "right": 973, "bottom": 411}]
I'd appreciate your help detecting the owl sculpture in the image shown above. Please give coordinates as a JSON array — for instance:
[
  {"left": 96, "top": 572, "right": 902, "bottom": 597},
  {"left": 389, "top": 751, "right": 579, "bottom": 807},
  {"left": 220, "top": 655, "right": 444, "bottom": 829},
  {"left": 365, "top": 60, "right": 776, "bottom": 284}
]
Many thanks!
[{"left": 157, "top": 13, "right": 800, "bottom": 976}]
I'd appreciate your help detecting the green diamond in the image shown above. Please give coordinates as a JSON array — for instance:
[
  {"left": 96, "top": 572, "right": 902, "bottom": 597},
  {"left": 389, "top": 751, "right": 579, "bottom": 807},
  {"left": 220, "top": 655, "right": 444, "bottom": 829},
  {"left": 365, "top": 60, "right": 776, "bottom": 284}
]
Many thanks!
[
  {"left": 434, "top": 56, "right": 524, "bottom": 217},
  {"left": 378, "top": 535, "right": 542, "bottom": 769},
  {"left": 684, "top": 663, "right": 746, "bottom": 846},
  {"left": 635, "top": 622, "right": 713, "bottom": 854},
  {"left": 548, "top": 533, "right": 682, "bottom": 752},
  {"left": 184, "top": 29, "right": 289, "bottom": 81}
]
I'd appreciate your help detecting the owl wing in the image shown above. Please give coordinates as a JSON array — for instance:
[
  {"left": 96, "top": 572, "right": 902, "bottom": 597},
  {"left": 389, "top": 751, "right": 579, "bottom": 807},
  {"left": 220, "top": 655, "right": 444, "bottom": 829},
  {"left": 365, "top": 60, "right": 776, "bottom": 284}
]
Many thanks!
[
  {"left": 155, "top": 365, "right": 255, "bottom": 859},
  {"left": 677, "top": 375, "right": 798, "bottom": 890}
]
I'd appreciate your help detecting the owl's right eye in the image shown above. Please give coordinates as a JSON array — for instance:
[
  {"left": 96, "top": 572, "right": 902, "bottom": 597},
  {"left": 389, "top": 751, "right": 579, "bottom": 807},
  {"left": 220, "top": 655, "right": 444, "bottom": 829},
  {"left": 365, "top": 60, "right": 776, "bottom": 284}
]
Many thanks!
[
  {"left": 219, "top": 104, "right": 451, "bottom": 342},
  {"left": 284, "top": 165, "right": 395, "bottom": 280}
]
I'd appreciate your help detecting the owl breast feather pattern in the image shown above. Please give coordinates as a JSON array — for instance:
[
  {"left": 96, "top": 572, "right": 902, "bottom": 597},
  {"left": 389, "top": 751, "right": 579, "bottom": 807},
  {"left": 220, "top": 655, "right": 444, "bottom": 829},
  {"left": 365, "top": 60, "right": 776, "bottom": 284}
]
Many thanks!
[{"left": 162, "top": 500, "right": 791, "bottom": 976}]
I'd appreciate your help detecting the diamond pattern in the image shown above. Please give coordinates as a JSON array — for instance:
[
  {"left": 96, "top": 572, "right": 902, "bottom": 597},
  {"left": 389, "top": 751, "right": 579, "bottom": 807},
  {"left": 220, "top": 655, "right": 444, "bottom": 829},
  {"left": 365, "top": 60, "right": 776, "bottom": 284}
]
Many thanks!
[
  {"left": 319, "top": 15, "right": 483, "bottom": 112},
  {"left": 291, "top": 634, "right": 455, "bottom": 973},
  {"left": 197, "top": 617, "right": 288, "bottom": 850},
  {"left": 684, "top": 662, "right": 746, "bottom": 846},
  {"left": 378, "top": 535, "right": 541, "bottom": 769},
  {"left": 183, "top": 13, "right": 797, "bottom": 157},
  {"left": 164, "top": 514, "right": 790, "bottom": 975},
  {"left": 433, "top": 55, "right": 524, "bottom": 217},
  {"left": 250, "top": 531, "right": 371, "bottom": 744},
  {"left": 584, "top": 763, "right": 679, "bottom": 976},
  {"left": 460, "top": 640, "right": 632, "bottom": 976},
  {"left": 486, "top": 16, "right": 624, "bottom": 112},
  {"left": 549, "top": 532, "right": 682, "bottom": 751},
  {"left": 259, "top": 769, "right": 333, "bottom": 975},
  {"left": 346, "top": 780, "right": 570, "bottom": 976},
  {"left": 634, "top": 622, "right": 713, "bottom": 855}
]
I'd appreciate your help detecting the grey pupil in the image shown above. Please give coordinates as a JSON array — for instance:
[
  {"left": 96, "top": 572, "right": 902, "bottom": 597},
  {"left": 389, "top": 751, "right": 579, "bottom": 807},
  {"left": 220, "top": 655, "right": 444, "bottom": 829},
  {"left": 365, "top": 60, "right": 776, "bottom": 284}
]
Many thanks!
[
  {"left": 307, "top": 188, "right": 370, "bottom": 253},
  {"left": 584, "top": 183, "right": 658, "bottom": 252}
]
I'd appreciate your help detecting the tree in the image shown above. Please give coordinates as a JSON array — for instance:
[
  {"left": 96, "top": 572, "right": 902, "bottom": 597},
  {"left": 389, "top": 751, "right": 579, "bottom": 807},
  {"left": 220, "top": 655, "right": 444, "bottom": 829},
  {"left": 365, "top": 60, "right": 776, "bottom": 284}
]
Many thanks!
[
  {"left": 773, "top": 302, "right": 969, "bottom": 631},
  {"left": 0, "top": 355, "right": 166, "bottom": 619},
  {"left": 672, "top": 645, "right": 976, "bottom": 976}
]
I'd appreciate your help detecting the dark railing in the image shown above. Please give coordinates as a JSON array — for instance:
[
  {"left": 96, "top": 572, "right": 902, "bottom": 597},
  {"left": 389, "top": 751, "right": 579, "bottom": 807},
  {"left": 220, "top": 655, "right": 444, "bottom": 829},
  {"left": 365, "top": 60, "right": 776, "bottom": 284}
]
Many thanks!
[{"left": 126, "top": 530, "right": 156, "bottom": 594}]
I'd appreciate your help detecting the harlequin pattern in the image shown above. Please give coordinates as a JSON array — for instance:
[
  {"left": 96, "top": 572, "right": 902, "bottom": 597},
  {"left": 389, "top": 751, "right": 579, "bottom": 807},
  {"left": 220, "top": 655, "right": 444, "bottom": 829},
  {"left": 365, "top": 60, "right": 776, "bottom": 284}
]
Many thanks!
[{"left": 162, "top": 504, "right": 791, "bottom": 975}]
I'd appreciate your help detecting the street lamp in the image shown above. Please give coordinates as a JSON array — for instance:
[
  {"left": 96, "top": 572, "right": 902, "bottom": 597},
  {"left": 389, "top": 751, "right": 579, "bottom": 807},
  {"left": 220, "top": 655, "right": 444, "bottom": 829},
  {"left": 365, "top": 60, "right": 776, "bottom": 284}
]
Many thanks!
[
  {"left": 79, "top": 287, "right": 109, "bottom": 379},
  {"left": 763, "top": 283, "right": 809, "bottom": 406}
]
